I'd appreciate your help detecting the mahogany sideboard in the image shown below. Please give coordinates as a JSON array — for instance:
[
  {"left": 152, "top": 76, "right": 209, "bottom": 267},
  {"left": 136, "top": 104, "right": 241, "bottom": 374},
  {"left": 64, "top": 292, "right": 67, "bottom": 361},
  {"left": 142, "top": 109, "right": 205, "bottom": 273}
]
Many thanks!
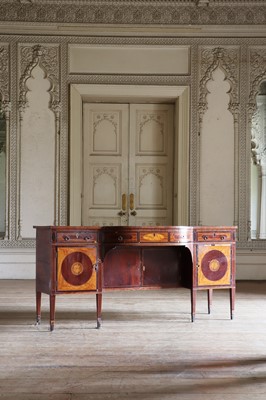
[{"left": 34, "top": 225, "right": 237, "bottom": 331}]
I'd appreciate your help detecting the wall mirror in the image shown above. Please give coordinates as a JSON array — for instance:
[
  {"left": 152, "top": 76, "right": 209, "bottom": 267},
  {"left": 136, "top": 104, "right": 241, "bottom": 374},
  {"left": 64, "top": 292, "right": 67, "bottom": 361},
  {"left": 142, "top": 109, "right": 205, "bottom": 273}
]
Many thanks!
[
  {"left": 0, "top": 103, "right": 6, "bottom": 238},
  {"left": 250, "top": 81, "right": 266, "bottom": 240}
]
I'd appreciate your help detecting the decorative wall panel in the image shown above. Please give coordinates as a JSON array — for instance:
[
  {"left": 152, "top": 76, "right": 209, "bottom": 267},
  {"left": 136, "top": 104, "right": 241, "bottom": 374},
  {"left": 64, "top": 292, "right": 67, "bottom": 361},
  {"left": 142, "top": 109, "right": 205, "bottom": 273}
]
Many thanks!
[
  {"left": 198, "top": 46, "right": 240, "bottom": 229},
  {"left": 18, "top": 44, "right": 60, "bottom": 240}
]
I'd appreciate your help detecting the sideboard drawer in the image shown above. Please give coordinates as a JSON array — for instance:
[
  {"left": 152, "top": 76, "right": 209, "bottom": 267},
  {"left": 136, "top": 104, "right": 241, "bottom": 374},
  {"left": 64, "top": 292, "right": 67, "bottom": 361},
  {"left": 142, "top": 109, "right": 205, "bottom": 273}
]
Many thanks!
[
  {"left": 140, "top": 231, "right": 168, "bottom": 243},
  {"left": 56, "top": 231, "right": 97, "bottom": 243},
  {"left": 195, "top": 230, "right": 233, "bottom": 242},
  {"left": 170, "top": 231, "right": 193, "bottom": 243},
  {"left": 103, "top": 232, "right": 138, "bottom": 243}
]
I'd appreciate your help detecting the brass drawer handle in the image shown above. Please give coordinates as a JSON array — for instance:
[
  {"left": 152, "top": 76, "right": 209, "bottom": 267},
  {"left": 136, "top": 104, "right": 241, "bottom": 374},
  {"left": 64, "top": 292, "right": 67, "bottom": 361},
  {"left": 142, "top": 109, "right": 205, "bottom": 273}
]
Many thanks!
[
  {"left": 117, "top": 236, "right": 123, "bottom": 242},
  {"left": 84, "top": 236, "right": 92, "bottom": 241},
  {"left": 203, "top": 235, "right": 208, "bottom": 240},
  {"left": 63, "top": 235, "right": 70, "bottom": 241}
]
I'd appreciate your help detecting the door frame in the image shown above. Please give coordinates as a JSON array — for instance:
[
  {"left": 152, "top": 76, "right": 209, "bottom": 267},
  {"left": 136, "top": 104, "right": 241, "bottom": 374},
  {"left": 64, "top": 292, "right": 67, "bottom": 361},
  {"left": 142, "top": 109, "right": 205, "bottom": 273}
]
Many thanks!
[{"left": 70, "top": 84, "right": 190, "bottom": 226}]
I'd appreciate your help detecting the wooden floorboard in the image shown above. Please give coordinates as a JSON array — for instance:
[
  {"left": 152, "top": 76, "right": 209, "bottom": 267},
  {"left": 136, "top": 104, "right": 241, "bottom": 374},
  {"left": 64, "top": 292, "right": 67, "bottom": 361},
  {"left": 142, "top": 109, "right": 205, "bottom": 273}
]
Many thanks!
[{"left": 0, "top": 280, "right": 266, "bottom": 399}]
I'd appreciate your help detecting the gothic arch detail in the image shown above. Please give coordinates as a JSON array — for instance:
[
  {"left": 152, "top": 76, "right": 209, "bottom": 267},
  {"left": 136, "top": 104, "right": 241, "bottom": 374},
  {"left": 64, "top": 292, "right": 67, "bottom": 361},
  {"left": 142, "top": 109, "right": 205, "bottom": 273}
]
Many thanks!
[
  {"left": 197, "top": 46, "right": 240, "bottom": 228},
  {"left": 198, "top": 46, "right": 240, "bottom": 123},
  {"left": 19, "top": 44, "right": 60, "bottom": 118}
]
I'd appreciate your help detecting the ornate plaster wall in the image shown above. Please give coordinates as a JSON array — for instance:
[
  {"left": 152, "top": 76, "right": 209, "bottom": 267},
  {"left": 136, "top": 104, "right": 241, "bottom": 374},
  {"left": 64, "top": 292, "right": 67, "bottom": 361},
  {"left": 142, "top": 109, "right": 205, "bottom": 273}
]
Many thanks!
[{"left": 0, "top": 0, "right": 266, "bottom": 278}]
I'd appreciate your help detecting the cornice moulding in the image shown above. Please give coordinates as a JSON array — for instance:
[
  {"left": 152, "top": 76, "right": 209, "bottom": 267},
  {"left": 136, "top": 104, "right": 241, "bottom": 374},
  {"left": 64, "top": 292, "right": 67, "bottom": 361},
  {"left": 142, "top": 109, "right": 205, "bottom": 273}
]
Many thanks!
[
  {"left": 0, "top": 23, "right": 266, "bottom": 37},
  {"left": 0, "top": 2, "right": 266, "bottom": 27},
  {"left": 9, "top": 1, "right": 266, "bottom": 4}
]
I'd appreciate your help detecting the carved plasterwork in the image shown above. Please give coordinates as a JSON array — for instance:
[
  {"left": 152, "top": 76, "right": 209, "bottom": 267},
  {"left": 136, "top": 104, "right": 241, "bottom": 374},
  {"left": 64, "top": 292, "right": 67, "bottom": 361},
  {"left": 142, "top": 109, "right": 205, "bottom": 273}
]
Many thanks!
[
  {"left": 19, "top": 44, "right": 60, "bottom": 116},
  {"left": 0, "top": 43, "right": 10, "bottom": 152},
  {"left": 1, "top": 1, "right": 266, "bottom": 26},
  {"left": 250, "top": 95, "right": 266, "bottom": 168},
  {"left": 246, "top": 47, "right": 266, "bottom": 242},
  {"left": 0, "top": 109, "right": 7, "bottom": 152},
  {"left": 248, "top": 47, "right": 266, "bottom": 123},
  {"left": 0, "top": 45, "right": 9, "bottom": 104},
  {"left": 0, "top": 43, "right": 10, "bottom": 241},
  {"left": 251, "top": 108, "right": 262, "bottom": 165},
  {"left": 198, "top": 46, "right": 240, "bottom": 123},
  {"left": 248, "top": 50, "right": 266, "bottom": 242}
]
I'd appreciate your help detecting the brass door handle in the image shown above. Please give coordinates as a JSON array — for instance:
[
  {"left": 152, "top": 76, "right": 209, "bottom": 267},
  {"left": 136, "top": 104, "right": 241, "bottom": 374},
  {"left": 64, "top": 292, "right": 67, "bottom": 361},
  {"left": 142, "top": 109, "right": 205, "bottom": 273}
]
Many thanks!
[
  {"left": 129, "top": 193, "right": 134, "bottom": 210},
  {"left": 122, "top": 193, "right": 127, "bottom": 211}
]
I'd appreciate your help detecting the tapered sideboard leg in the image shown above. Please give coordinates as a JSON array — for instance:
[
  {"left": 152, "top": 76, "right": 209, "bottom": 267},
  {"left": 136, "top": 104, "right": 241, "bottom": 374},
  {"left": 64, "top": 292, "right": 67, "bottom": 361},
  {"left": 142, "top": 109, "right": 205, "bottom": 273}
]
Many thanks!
[
  {"left": 230, "top": 287, "right": 235, "bottom": 320},
  {"left": 96, "top": 292, "right": 102, "bottom": 328},
  {"left": 49, "top": 294, "right": 56, "bottom": 331},
  {"left": 207, "top": 289, "right": 213, "bottom": 314},
  {"left": 36, "top": 291, "right": 41, "bottom": 325},
  {"left": 191, "top": 289, "right": 196, "bottom": 322}
]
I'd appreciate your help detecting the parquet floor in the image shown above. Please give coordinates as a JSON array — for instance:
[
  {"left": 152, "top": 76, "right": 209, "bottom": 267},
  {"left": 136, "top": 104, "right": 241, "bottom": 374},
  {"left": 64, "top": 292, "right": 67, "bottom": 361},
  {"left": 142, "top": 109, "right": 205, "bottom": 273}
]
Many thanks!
[{"left": 1, "top": 280, "right": 266, "bottom": 399}]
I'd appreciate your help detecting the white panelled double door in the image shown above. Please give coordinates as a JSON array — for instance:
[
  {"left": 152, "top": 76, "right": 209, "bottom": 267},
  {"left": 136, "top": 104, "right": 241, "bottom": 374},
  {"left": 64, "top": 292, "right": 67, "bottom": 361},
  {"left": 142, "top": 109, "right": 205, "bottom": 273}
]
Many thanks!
[{"left": 82, "top": 103, "right": 174, "bottom": 227}]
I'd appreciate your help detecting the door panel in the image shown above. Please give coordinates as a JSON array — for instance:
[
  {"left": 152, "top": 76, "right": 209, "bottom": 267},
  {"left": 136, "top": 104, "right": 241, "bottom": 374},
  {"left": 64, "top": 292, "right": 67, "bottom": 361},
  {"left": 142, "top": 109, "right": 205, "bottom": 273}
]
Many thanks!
[
  {"left": 82, "top": 103, "right": 174, "bottom": 226},
  {"left": 129, "top": 104, "right": 174, "bottom": 226},
  {"left": 83, "top": 103, "right": 129, "bottom": 226}
]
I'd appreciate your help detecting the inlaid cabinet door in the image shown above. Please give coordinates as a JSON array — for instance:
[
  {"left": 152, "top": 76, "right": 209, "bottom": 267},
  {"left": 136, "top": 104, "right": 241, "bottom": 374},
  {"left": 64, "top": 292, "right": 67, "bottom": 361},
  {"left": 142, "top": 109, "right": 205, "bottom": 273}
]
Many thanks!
[
  {"left": 82, "top": 103, "right": 174, "bottom": 226},
  {"left": 196, "top": 244, "right": 232, "bottom": 287},
  {"left": 142, "top": 247, "right": 179, "bottom": 287},
  {"left": 57, "top": 247, "right": 97, "bottom": 291},
  {"left": 103, "top": 247, "right": 141, "bottom": 288}
]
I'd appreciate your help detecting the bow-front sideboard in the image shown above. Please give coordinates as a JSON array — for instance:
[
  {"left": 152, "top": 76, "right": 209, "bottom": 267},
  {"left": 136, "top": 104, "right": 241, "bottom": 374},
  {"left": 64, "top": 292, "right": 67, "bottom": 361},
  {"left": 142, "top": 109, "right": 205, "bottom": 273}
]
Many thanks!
[{"left": 34, "top": 225, "right": 237, "bottom": 331}]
